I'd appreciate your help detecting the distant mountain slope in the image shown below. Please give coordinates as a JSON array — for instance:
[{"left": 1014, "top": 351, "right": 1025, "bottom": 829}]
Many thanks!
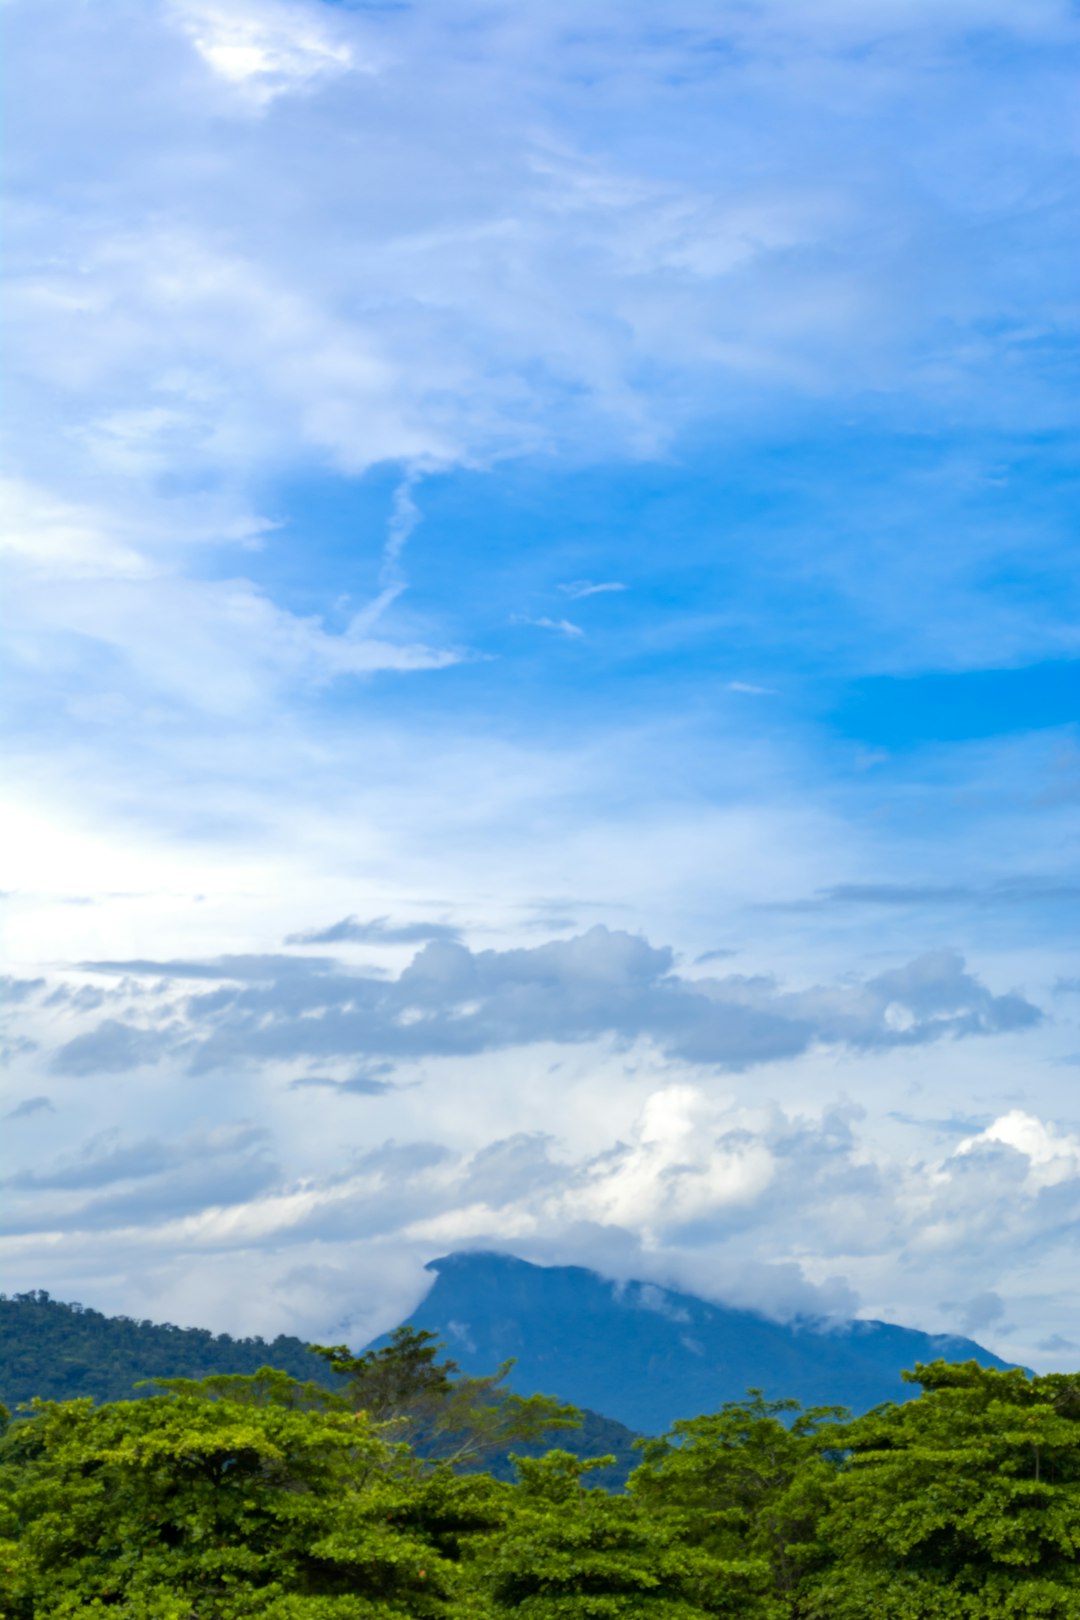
[
  {"left": 0, "top": 1290, "right": 332, "bottom": 1409},
  {"left": 384, "top": 1252, "right": 1015, "bottom": 1435}
]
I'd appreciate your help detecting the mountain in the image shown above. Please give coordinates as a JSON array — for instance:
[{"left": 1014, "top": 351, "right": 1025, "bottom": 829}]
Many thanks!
[
  {"left": 0, "top": 1257, "right": 1015, "bottom": 1455},
  {"left": 383, "top": 1251, "right": 1015, "bottom": 1435}
]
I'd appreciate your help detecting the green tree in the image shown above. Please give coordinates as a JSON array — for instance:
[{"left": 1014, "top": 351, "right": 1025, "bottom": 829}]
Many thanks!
[
  {"left": 0, "top": 1389, "right": 499, "bottom": 1618},
  {"left": 309, "top": 1328, "right": 580, "bottom": 1471},
  {"left": 145, "top": 1365, "right": 339, "bottom": 1412},
  {"left": 477, "top": 1448, "right": 778, "bottom": 1618},
  {"left": 629, "top": 1390, "right": 845, "bottom": 1608},
  {"left": 801, "top": 1361, "right": 1080, "bottom": 1619}
]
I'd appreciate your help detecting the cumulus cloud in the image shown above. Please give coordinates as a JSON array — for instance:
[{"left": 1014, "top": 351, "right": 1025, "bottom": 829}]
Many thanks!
[
  {"left": 954, "top": 1110, "right": 1080, "bottom": 1189},
  {"left": 5, "top": 1024, "right": 1080, "bottom": 1362},
  {"left": 42, "top": 984, "right": 109, "bottom": 1013}
]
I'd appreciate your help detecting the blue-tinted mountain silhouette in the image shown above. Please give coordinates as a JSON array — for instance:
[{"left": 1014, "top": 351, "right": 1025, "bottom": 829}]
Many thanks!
[{"left": 384, "top": 1251, "right": 1013, "bottom": 1434}]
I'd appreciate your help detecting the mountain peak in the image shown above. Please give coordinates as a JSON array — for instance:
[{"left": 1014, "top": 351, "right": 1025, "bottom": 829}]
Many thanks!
[{"left": 398, "top": 1251, "right": 1012, "bottom": 1434}]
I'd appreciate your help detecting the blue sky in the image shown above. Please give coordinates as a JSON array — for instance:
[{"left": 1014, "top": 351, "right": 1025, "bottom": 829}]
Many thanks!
[{"left": 2, "top": 0, "right": 1079, "bottom": 1368}]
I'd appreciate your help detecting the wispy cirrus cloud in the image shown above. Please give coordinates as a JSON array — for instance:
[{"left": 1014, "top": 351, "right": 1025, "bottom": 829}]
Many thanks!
[
  {"left": 285, "top": 916, "right": 463, "bottom": 947},
  {"left": 169, "top": 0, "right": 363, "bottom": 104},
  {"left": 559, "top": 581, "right": 627, "bottom": 600},
  {"left": 511, "top": 615, "right": 585, "bottom": 639},
  {"left": 3, "top": 1096, "right": 54, "bottom": 1122},
  {"left": 770, "top": 877, "right": 1080, "bottom": 913}
]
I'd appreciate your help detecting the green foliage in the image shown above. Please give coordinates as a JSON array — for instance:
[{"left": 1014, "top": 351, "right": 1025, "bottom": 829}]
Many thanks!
[
  {"left": 0, "top": 1294, "right": 621, "bottom": 1482},
  {"left": 0, "top": 1292, "right": 333, "bottom": 1408},
  {"left": 309, "top": 1328, "right": 581, "bottom": 1471},
  {"left": 2, "top": 1353, "right": 1079, "bottom": 1616},
  {"left": 629, "top": 1390, "right": 846, "bottom": 1599},
  {"left": 484, "top": 1407, "right": 640, "bottom": 1491},
  {"left": 310, "top": 1330, "right": 455, "bottom": 1425},
  {"left": 477, "top": 1449, "right": 777, "bottom": 1618},
  {"left": 800, "top": 1360, "right": 1080, "bottom": 1619},
  {"left": 144, "top": 1367, "right": 341, "bottom": 1412},
  {"left": 0, "top": 1389, "right": 500, "bottom": 1618}
]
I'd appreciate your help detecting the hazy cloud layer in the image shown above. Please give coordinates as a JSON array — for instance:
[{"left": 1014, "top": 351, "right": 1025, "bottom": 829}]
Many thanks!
[
  {"left": 52, "top": 1019, "right": 184, "bottom": 1077},
  {"left": 0, "top": 977, "right": 46, "bottom": 1005},
  {"left": 0, "top": 1125, "right": 277, "bottom": 1237},
  {"left": 776, "top": 878, "right": 1080, "bottom": 912},
  {"left": 4, "top": 1077, "right": 1080, "bottom": 1370}
]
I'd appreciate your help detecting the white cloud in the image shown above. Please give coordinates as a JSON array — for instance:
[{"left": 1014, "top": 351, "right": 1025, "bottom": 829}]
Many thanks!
[
  {"left": 4, "top": 1066, "right": 1080, "bottom": 1367},
  {"left": 569, "top": 1085, "right": 778, "bottom": 1233},
  {"left": 515, "top": 616, "right": 584, "bottom": 638},
  {"left": 5, "top": 550, "right": 460, "bottom": 717},
  {"left": 4, "top": 0, "right": 1075, "bottom": 716},
  {"left": 0, "top": 479, "right": 151, "bottom": 580},
  {"left": 954, "top": 1109, "right": 1080, "bottom": 1189},
  {"left": 559, "top": 581, "right": 627, "bottom": 599},
  {"left": 0, "top": 923, "right": 1067, "bottom": 1365},
  {"left": 169, "top": 0, "right": 362, "bottom": 103}
]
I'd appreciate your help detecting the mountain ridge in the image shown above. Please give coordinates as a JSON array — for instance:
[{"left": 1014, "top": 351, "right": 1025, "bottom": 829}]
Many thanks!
[
  {"left": 386, "top": 1249, "right": 1014, "bottom": 1434},
  {"left": 1, "top": 1252, "right": 1014, "bottom": 1447}
]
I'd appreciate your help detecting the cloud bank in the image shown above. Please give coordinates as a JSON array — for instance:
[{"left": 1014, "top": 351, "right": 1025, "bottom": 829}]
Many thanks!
[{"left": 53, "top": 927, "right": 1039, "bottom": 1077}]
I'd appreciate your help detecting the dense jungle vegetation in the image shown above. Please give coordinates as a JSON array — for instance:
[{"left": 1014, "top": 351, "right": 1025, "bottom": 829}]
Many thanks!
[
  {"left": 0, "top": 1291, "right": 337, "bottom": 1405},
  {"left": 0, "top": 1293, "right": 639, "bottom": 1488},
  {"left": 1, "top": 1321, "right": 1079, "bottom": 1618}
]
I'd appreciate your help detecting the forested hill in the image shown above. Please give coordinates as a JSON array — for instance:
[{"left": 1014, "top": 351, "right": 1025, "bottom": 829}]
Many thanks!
[
  {"left": 0, "top": 1287, "right": 642, "bottom": 1486},
  {"left": 0, "top": 1290, "right": 335, "bottom": 1408}
]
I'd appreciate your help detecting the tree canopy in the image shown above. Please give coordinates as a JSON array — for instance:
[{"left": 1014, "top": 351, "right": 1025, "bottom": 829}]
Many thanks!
[{"left": 1, "top": 1356, "right": 1078, "bottom": 1617}]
